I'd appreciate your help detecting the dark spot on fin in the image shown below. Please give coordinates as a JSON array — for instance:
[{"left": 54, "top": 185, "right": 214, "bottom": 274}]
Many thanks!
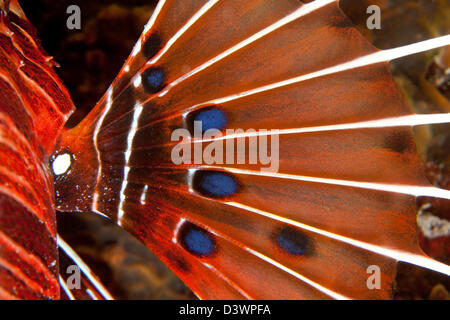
[
  {"left": 165, "top": 250, "right": 191, "bottom": 273},
  {"left": 193, "top": 170, "right": 239, "bottom": 199},
  {"left": 275, "top": 227, "right": 312, "bottom": 256},
  {"left": 179, "top": 222, "right": 216, "bottom": 257},
  {"left": 187, "top": 106, "right": 227, "bottom": 134},
  {"left": 141, "top": 67, "right": 165, "bottom": 93},
  {"left": 143, "top": 33, "right": 162, "bottom": 59},
  {"left": 329, "top": 13, "right": 354, "bottom": 29},
  {"left": 384, "top": 130, "right": 413, "bottom": 154}
]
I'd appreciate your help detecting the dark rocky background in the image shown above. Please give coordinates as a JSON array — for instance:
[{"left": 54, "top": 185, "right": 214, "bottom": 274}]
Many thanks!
[{"left": 18, "top": 0, "right": 450, "bottom": 299}]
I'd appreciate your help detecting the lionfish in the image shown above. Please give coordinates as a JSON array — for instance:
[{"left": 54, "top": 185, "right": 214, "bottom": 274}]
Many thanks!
[{"left": 0, "top": 0, "right": 449, "bottom": 300}]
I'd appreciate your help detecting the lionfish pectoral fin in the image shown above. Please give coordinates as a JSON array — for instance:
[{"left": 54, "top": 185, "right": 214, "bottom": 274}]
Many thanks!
[{"left": 54, "top": 0, "right": 450, "bottom": 299}]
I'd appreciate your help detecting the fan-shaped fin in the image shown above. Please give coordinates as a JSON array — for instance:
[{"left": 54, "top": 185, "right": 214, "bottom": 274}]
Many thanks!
[{"left": 54, "top": 0, "right": 450, "bottom": 299}]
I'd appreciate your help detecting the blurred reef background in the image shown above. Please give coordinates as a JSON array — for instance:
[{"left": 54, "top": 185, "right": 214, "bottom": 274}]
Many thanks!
[{"left": 19, "top": 0, "right": 450, "bottom": 299}]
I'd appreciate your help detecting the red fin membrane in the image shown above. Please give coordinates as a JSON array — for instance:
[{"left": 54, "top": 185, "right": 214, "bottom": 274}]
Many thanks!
[{"left": 55, "top": 0, "right": 449, "bottom": 299}]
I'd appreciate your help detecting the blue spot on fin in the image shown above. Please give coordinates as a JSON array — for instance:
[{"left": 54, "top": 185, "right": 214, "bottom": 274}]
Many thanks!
[
  {"left": 142, "top": 67, "right": 165, "bottom": 93},
  {"left": 193, "top": 108, "right": 227, "bottom": 132},
  {"left": 180, "top": 223, "right": 215, "bottom": 257},
  {"left": 194, "top": 171, "right": 238, "bottom": 199}
]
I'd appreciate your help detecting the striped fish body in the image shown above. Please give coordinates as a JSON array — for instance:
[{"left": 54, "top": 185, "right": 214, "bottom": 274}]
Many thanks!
[{"left": 0, "top": 0, "right": 74, "bottom": 299}]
